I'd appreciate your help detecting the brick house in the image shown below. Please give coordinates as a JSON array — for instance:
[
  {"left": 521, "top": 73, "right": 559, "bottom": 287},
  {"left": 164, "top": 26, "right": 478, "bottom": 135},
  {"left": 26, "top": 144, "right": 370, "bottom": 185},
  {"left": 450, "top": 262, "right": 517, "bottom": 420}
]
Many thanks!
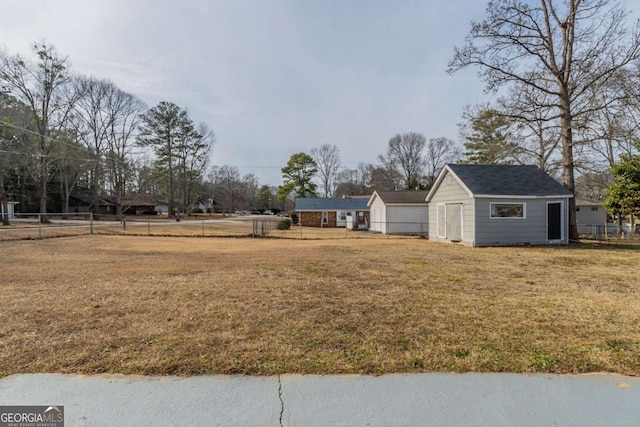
[{"left": 295, "top": 197, "right": 371, "bottom": 228}]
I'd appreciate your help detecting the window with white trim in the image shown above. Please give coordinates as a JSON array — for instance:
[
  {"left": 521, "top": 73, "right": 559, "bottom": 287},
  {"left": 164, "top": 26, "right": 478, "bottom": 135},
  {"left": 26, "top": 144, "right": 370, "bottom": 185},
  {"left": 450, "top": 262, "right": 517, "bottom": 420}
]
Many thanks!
[{"left": 490, "top": 203, "right": 525, "bottom": 218}]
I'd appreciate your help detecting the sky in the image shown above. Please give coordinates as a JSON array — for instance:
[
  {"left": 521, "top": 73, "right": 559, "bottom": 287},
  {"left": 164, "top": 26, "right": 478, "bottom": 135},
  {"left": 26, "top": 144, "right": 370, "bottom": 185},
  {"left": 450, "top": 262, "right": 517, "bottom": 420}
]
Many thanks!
[{"left": 0, "top": 0, "right": 490, "bottom": 186}]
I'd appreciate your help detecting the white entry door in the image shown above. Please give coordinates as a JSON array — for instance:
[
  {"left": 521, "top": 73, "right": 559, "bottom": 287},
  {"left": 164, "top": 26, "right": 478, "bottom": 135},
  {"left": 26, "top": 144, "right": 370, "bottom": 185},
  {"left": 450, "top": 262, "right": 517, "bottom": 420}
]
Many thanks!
[
  {"left": 438, "top": 203, "right": 463, "bottom": 241},
  {"left": 446, "top": 204, "right": 462, "bottom": 241},
  {"left": 337, "top": 211, "right": 347, "bottom": 227}
]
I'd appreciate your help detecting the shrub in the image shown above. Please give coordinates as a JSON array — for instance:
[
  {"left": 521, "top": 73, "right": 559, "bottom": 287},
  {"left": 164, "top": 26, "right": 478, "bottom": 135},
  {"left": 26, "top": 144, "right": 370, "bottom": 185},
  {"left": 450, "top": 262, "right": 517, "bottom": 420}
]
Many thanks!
[{"left": 277, "top": 219, "right": 292, "bottom": 230}]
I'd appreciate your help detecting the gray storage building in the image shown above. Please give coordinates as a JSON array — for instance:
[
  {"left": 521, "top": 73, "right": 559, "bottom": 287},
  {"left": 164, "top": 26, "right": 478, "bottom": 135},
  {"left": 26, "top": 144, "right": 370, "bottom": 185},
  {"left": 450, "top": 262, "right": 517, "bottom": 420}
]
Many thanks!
[{"left": 426, "top": 164, "right": 573, "bottom": 246}]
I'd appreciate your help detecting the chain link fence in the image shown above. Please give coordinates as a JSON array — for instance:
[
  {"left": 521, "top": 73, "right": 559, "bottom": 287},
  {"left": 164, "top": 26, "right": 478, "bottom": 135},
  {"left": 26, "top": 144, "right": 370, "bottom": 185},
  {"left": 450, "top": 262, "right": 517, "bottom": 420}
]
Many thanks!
[
  {"left": 367, "top": 221, "right": 429, "bottom": 237},
  {"left": 578, "top": 224, "right": 640, "bottom": 243},
  {"left": 1, "top": 214, "right": 430, "bottom": 241},
  {"left": 0, "top": 212, "right": 96, "bottom": 240}
]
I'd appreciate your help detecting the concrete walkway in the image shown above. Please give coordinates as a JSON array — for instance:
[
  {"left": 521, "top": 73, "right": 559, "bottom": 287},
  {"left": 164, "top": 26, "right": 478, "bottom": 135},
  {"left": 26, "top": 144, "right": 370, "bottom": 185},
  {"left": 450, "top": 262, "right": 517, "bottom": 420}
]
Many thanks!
[{"left": 0, "top": 373, "right": 638, "bottom": 426}]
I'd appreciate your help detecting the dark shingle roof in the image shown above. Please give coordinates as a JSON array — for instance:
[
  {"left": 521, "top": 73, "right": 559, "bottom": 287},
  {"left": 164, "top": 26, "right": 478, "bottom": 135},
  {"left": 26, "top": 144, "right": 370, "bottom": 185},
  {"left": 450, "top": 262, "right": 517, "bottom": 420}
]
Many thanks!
[
  {"left": 295, "top": 197, "right": 370, "bottom": 211},
  {"left": 447, "top": 164, "right": 573, "bottom": 196},
  {"left": 374, "top": 191, "right": 430, "bottom": 204}
]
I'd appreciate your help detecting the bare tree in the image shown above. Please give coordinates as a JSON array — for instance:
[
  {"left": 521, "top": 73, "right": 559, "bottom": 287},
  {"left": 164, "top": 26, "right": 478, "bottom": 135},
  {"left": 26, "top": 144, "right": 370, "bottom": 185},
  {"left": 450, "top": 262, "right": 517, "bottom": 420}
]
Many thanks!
[
  {"left": 577, "top": 70, "right": 640, "bottom": 169},
  {"left": 335, "top": 162, "right": 374, "bottom": 196},
  {"left": 72, "top": 77, "right": 116, "bottom": 213},
  {"left": 574, "top": 170, "right": 614, "bottom": 201},
  {"left": 310, "top": 144, "right": 341, "bottom": 198},
  {"left": 176, "top": 122, "right": 214, "bottom": 213},
  {"left": 54, "top": 135, "right": 91, "bottom": 216},
  {"left": 370, "top": 166, "right": 399, "bottom": 192},
  {"left": 208, "top": 165, "right": 242, "bottom": 212},
  {"left": 498, "top": 83, "right": 563, "bottom": 174},
  {"left": 425, "top": 137, "right": 461, "bottom": 188},
  {"left": 104, "top": 87, "right": 146, "bottom": 219},
  {"left": 0, "top": 42, "right": 78, "bottom": 216},
  {"left": 449, "top": 0, "right": 640, "bottom": 239},
  {"left": 381, "top": 132, "right": 426, "bottom": 190},
  {"left": 0, "top": 93, "right": 32, "bottom": 224}
]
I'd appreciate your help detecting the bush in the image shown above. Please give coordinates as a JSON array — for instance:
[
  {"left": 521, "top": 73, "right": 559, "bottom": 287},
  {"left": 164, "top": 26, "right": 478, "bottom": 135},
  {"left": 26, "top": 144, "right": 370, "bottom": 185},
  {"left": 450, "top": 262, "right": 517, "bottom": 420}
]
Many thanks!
[{"left": 277, "top": 219, "right": 292, "bottom": 230}]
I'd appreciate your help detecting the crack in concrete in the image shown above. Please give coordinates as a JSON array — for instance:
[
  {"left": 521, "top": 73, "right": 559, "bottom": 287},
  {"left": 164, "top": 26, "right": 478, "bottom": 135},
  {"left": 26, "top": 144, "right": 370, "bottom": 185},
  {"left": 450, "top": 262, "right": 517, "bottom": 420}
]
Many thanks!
[{"left": 278, "top": 374, "right": 284, "bottom": 427}]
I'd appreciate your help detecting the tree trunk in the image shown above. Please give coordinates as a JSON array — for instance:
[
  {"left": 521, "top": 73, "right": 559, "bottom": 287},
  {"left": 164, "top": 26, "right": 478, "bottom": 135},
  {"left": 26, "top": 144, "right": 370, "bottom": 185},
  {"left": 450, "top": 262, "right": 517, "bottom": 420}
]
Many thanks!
[
  {"left": 0, "top": 172, "right": 9, "bottom": 226},
  {"left": 114, "top": 175, "right": 123, "bottom": 221},
  {"left": 1, "top": 199, "right": 8, "bottom": 225},
  {"left": 63, "top": 177, "right": 71, "bottom": 218},
  {"left": 59, "top": 176, "right": 67, "bottom": 219},
  {"left": 168, "top": 135, "right": 174, "bottom": 216},
  {"left": 559, "top": 92, "right": 578, "bottom": 240},
  {"left": 92, "top": 160, "right": 100, "bottom": 216},
  {"left": 39, "top": 154, "right": 49, "bottom": 222},
  {"left": 617, "top": 214, "right": 623, "bottom": 237}
]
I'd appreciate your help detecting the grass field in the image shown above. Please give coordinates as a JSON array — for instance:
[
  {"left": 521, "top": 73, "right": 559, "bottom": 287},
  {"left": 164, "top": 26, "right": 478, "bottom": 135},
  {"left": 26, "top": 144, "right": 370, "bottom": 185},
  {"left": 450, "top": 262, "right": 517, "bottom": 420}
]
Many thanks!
[{"left": 2, "top": 235, "right": 639, "bottom": 377}]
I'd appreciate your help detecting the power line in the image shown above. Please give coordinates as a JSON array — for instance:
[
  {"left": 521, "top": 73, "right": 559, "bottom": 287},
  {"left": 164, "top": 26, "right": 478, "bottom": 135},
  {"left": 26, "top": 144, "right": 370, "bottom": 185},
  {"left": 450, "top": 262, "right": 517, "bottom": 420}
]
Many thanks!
[{"left": 0, "top": 121, "right": 149, "bottom": 165}]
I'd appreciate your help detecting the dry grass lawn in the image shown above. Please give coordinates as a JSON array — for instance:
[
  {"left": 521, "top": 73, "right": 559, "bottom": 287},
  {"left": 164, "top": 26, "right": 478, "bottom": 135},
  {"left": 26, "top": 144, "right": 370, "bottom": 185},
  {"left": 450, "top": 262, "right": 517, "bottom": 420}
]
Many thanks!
[{"left": 1, "top": 235, "right": 639, "bottom": 377}]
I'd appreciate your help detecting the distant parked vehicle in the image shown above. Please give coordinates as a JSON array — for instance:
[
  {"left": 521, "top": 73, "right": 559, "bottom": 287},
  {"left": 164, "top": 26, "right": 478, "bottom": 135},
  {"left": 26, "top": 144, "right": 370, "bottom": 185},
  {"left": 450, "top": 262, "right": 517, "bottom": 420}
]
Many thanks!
[
  {"left": 263, "top": 210, "right": 274, "bottom": 215},
  {"left": 250, "top": 210, "right": 261, "bottom": 215}
]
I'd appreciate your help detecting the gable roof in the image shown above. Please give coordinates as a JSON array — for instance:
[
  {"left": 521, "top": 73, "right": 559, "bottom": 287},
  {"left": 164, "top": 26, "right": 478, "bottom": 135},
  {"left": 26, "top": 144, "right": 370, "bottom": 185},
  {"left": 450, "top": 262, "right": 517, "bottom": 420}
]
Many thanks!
[
  {"left": 295, "top": 197, "right": 370, "bottom": 211},
  {"left": 368, "top": 190, "right": 430, "bottom": 206},
  {"left": 427, "top": 164, "right": 574, "bottom": 201}
]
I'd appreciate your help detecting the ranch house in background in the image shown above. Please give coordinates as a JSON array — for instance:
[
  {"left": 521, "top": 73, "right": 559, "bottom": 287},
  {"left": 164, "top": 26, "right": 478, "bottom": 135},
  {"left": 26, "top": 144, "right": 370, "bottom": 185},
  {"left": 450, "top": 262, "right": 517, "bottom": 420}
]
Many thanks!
[
  {"left": 575, "top": 198, "right": 608, "bottom": 235},
  {"left": 368, "top": 190, "right": 429, "bottom": 235},
  {"left": 426, "top": 164, "right": 574, "bottom": 247},
  {"left": 295, "top": 196, "right": 370, "bottom": 228},
  {"left": 69, "top": 194, "right": 156, "bottom": 216}
]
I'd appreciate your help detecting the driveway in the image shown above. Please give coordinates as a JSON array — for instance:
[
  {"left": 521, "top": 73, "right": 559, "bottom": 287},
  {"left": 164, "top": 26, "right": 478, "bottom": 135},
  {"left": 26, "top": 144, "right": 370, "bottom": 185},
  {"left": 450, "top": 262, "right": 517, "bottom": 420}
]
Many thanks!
[{"left": 0, "top": 373, "right": 638, "bottom": 426}]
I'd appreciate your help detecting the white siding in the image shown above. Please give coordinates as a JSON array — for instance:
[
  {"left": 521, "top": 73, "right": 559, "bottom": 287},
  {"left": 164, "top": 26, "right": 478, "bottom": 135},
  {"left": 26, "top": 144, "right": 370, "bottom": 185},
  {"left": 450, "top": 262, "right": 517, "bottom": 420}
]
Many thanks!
[
  {"left": 428, "top": 171, "right": 474, "bottom": 245},
  {"left": 369, "top": 197, "right": 387, "bottom": 233},
  {"left": 386, "top": 205, "right": 429, "bottom": 235},
  {"left": 1, "top": 202, "right": 18, "bottom": 219},
  {"left": 576, "top": 204, "right": 607, "bottom": 234}
]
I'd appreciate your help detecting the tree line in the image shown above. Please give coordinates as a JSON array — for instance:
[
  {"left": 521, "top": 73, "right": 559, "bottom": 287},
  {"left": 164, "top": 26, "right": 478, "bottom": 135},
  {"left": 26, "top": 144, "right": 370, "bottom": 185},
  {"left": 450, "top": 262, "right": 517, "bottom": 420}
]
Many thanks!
[
  {"left": 277, "top": 134, "right": 461, "bottom": 206},
  {"left": 0, "top": 42, "right": 214, "bottom": 223},
  {"left": 0, "top": 43, "right": 462, "bottom": 221}
]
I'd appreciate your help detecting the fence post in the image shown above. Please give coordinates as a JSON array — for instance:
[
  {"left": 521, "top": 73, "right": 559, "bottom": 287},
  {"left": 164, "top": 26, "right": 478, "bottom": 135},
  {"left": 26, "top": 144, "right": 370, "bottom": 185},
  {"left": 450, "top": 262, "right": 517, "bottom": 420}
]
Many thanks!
[
  {"left": 148, "top": 220, "right": 150, "bottom": 235},
  {"left": 90, "top": 212, "right": 94, "bottom": 234},
  {"left": 38, "top": 214, "right": 42, "bottom": 239},
  {"left": 202, "top": 220, "right": 205, "bottom": 236}
]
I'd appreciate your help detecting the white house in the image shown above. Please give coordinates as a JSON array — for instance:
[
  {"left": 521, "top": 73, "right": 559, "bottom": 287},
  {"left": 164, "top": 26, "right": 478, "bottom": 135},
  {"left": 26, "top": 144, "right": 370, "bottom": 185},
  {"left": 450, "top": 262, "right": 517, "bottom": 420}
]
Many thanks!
[
  {"left": 368, "top": 190, "right": 429, "bottom": 235},
  {"left": 575, "top": 198, "right": 608, "bottom": 234},
  {"left": 426, "top": 164, "right": 573, "bottom": 246},
  {"left": 1, "top": 201, "right": 19, "bottom": 220}
]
